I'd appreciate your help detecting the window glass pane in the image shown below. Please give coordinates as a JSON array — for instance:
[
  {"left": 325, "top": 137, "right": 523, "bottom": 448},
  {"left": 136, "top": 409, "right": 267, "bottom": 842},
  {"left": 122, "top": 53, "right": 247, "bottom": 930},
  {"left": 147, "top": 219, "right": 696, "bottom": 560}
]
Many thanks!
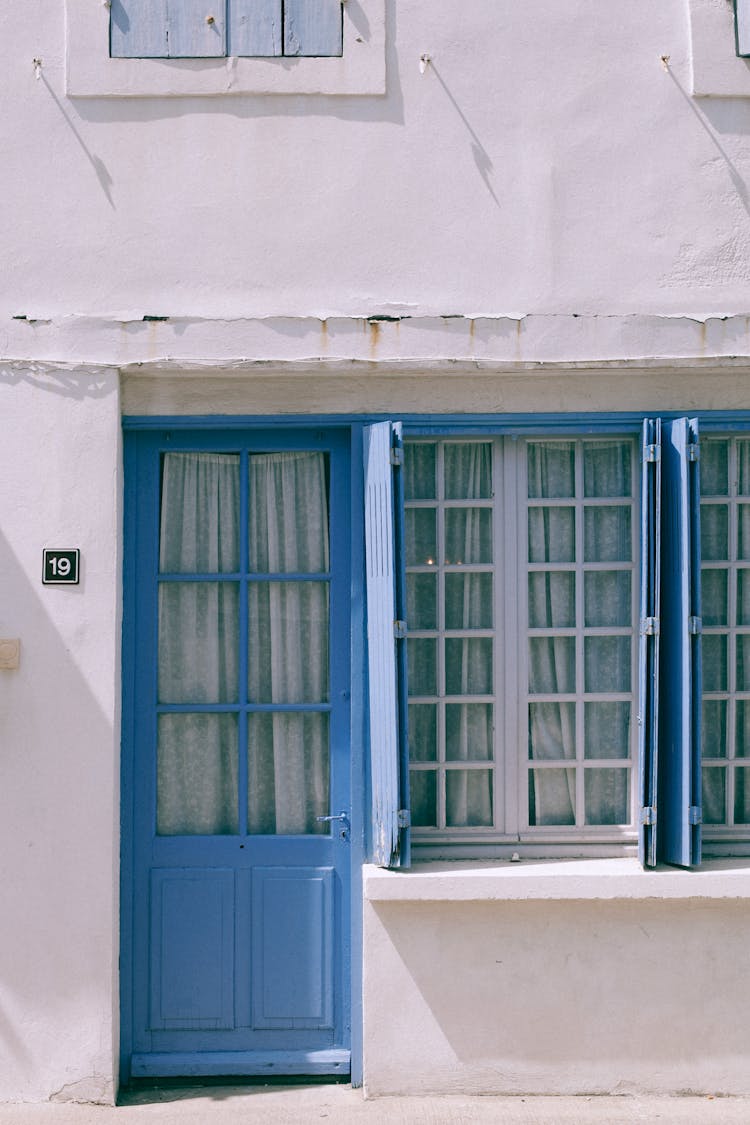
[
  {"left": 739, "top": 635, "right": 750, "bottom": 691},
  {"left": 157, "top": 714, "right": 239, "bottom": 835},
  {"left": 584, "top": 571, "right": 631, "bottom": 627},
  {"left": 583, "top": 441, "right": 631, "bottom": 498},
  {"left": 528, "top": 572, "right": 575, "bottom": 628},
  {"left": 584, "top": 769, "right": 628, "bottom": 825},
  {"left": 703, "top": 634, "right": 728, "bottom": 692},
  {"left": 584, "top": 702, "right": 631, "bottom": 759},
  {"left": 584, "top": 506, "right": 631, "bottom": 563},
  {"left": 248, "top": 581, "right": 329, "bottom": 704},
  {"left": 160, "top": 452, "right": 240, "bottom": 574},
  {"left": 702, "top": 569, "right": 728, "bottom": 627},
  {"left": 158, "top": 582, "right": 239, "bottom": 703},
  {"left": 584, "top": 636, "right": 630, "bottom": 693},
  {"left": 527, "top": 443, "right": 575, "bottom": 498},
  {"left": 528, "top": 702, "right": 575, "bottom": 760},
  {"left": 701, "top": 440, "right": 729, "bottom": 496},
  {"left": 405, "top": 508, "right": 437, "bottom": 567},
  {"left": 444, "top": 508, "right": 492, "bottom": 564},
  {"left": 738, "top": 570, "right": 750, "bottom": 626},
  {"left": 701, "top": 505, "right": 729, "bottom": 561},
  {"left": 703, "top": 699, "right": 728, "bottom": 759},
  {"left": 410, "top": 770, "right": 437, "bottom": 827},
  {"left": 702, "top": 768, "right": 726, "bottom": 825},
  {"left": 528, "top": 507, "right": 575, "bottom": 563},
  {"left": 735, "top": 768, "right": 750, "bottom": 824},
  {"left": 408, "top": 703, "right": 438, "bottom": 761},
  {"left": 529, "top": 637, "right": 575, "bottom": 694},
  {"left": 407, "top": 572, "right": 438, "bottom": 630},
  {"left": 444, "top": 443, "right": 492, "bottom": 499},
  {"left": 445, "top": 573, "right": 493, "bottom": 629},
  {"left": 528, "top": 768, "right": 575, "bottom": 826},
  {"left": 408, "top": 638, "right": 437, "bottom": 696},
  {"left": 248, "top": 451, "right": 329, "bottom": 574},
  {"left": 736, "top": 701, "right": 750, "bottom": 758},
  {"left": 446, "top": 703, "right": 493, "bottom": 761},
  {"left": 738, "top": 440, "right": 750, "bottom": 496},
  {"left": 446, "top": 770, "right": 493, "bottom": 827},
  {"left": 247, "top": 712, "right": 329, "bottom": 835},
  {"left": 445, "top": 638, "right": 493, "bottom": 695},
  {"left": 739, "top": 506, "right": 750, "bottom": 560},
  {"left": 404, "top": 443, "right": 437, "bottom": 500}
]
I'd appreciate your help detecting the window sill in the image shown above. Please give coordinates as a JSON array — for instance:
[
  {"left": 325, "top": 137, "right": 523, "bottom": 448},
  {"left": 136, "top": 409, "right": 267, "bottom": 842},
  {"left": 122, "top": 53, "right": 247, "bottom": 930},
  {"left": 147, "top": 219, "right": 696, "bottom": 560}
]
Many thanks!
[
  {"left": 363, "top": 858, "right": 750, "bottom": 902},
  {"left": 65, "top": 0, "right": 385, "bottom": 98},
  {"left": 690, "top": 0, "right": 750, "bottom": 97}
]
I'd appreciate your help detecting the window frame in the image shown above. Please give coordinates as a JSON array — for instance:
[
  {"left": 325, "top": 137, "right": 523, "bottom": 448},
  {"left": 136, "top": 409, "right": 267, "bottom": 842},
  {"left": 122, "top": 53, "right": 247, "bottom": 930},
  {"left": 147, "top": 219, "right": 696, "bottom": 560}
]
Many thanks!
[{"left": 65, "top": 0, "right": 385, "bottom": 98}]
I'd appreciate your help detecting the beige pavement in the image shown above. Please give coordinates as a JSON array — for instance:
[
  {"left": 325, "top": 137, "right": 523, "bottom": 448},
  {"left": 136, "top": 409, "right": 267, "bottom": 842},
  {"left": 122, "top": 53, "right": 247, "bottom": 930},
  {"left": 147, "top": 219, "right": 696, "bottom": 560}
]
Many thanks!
[{"left": 0, "top": 1087, "right": 748, "bottom": 1125}]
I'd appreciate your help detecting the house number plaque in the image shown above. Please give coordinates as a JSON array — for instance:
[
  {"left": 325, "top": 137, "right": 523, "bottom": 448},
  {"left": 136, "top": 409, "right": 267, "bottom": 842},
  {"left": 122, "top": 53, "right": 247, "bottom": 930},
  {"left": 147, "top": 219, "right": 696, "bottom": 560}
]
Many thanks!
[{"left": 43, "top": 548, "right": 80, "bottom": 585}]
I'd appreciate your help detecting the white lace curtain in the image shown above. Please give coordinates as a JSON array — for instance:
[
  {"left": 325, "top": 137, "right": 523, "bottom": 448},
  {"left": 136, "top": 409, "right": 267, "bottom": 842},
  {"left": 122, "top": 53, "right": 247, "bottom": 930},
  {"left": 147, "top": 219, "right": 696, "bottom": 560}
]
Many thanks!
[{"left": 157, "top": 450, "right": 329, "bottom": 836}]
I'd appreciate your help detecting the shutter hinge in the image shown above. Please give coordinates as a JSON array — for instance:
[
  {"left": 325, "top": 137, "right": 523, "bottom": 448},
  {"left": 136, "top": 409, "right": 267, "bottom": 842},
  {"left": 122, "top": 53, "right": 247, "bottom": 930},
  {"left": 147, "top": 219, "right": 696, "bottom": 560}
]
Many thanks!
[
  {"left": 689, "top": 806, "right": 703, "bottom": 826},
  {"left": 393, "top": 619, "right": 407, "bottom": 639},
  {"left": 397, "top": 809, "right": 411, "bottom": 828},
  {"left": 390, "top": 447, "right": 404, "bottom": 467},
  {"left": 639, "top": 806, "right": 657, "bottom": 826},
  {"left": 687, "top": 443, "right": 700, "bottom": 462},
  {"left": 688, "top": 616, "right": 702, "bottom": 635},
  {"left": 644, "top": 443, "right": 661, "bottom": 463},
  {"left": 640, "top": 616, "right": 660, "bottom": 636}
]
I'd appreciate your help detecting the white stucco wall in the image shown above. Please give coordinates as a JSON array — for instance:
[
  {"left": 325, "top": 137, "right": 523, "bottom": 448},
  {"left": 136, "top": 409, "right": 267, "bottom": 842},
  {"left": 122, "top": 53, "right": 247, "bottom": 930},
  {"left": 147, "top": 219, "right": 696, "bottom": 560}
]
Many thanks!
[
  {"left": 0, "top": 366, "right": 121, "bottom": 1103},
  {"left": 364, "top": 862, "right": 750, "bottom": 1096}
]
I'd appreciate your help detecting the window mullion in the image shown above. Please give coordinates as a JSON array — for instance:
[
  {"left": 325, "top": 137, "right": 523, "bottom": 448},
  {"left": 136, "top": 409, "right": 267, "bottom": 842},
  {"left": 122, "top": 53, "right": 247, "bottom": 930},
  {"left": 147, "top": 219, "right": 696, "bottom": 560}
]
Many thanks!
[
  {"left": 728, "top": 438, "right": 738, "bottom": 825},
  {"left": 575, "top": 442, "right": 585, "bottom": 829},
  {"left": 436, "top": 441, "right": 447, "bottom": 831}
]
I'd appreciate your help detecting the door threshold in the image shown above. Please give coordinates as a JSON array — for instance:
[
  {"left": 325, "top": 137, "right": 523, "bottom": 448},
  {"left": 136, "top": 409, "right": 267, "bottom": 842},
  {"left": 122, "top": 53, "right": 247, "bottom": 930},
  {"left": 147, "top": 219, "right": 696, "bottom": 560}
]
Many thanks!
[{"left": 130, "top": 1049, "right": 351, "bottom": 1078}]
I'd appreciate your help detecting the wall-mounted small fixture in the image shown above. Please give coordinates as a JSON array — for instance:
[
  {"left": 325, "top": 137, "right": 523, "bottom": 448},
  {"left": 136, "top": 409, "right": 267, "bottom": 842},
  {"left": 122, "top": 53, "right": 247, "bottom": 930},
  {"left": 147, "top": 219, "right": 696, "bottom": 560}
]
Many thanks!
[{"left": 735, "top": 0, "right": 750, "bottom": 57}]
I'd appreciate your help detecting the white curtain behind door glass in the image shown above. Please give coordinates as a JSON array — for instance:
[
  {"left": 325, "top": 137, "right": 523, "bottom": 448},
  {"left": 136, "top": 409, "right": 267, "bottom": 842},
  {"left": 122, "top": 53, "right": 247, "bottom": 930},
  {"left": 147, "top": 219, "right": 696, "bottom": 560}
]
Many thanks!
[
  {"left": 158, "top": 452, "right": 240, "bottom": 835},
  {"left": 247, "top": 452, "right": 330, "bottom": 834}
]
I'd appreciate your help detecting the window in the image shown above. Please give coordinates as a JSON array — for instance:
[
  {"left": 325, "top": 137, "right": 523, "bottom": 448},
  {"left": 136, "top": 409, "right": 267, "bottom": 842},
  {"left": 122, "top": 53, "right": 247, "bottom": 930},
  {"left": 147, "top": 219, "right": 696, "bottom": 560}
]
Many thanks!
[
  {"left": 111, "top": 0, "right": 342, "bottom": 60},
  {"left": 701, "top": 436, "right": 750, "bottom": 835},
  {"left": 404, "top": 436, "right": 639, "bottom": 843},
  {"left": 364, "top": 418, "right": 709, "bottom": 869}
]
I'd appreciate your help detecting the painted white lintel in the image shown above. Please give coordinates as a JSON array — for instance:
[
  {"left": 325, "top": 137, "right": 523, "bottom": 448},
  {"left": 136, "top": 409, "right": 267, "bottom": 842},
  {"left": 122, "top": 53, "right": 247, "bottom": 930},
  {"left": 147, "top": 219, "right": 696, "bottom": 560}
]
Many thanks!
[
  {"left": 364, "top": 859, "right": 750, "bottom": 902},
  {"left": 7, "top": 313, "right": 750, "bottom": 371}
]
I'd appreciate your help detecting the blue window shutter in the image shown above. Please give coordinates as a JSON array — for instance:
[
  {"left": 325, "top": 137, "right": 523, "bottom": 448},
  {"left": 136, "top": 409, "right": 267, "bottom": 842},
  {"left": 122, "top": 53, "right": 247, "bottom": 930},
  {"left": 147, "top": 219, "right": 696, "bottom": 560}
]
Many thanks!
[
  {"left": 658, "top": 418, "right": 702, "bottom": 866},
  {"left": 364, "top": 422, "right": 410, "bottom": 868},
  {"left": 639, "top": 418, "right": 661, "bottom": 867},
  {"left": 111, "top": 0, "right": 226, "bottom": 59},
  {"left": 284, "top": 0, "right": 343, "bottom": 57},
  {"left": 228, "top": 0, "right": 282, "bottom": 56},
  {"left": 736, "top": 0, "right": 750, "bottom": 57}
]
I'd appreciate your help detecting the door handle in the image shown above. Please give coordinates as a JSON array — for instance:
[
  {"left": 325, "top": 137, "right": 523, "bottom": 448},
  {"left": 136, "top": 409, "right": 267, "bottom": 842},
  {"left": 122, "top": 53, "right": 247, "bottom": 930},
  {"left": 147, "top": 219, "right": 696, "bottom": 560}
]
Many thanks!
[{"left": 316, "top": 811, "right": 350, "bottom": 839}]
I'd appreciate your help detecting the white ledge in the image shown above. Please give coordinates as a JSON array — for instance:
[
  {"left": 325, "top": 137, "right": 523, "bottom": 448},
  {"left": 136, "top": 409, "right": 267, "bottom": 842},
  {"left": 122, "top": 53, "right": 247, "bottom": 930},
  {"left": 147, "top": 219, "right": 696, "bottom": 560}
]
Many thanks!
[{"left": 364, "top": 858, "right": 750, "bottom": 902}]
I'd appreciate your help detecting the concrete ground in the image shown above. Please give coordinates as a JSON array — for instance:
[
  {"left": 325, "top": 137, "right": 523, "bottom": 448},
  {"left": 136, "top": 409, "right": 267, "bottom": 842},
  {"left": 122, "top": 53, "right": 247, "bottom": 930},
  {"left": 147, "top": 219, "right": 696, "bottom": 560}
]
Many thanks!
[{"left": 0, "top": 1086, "right": 748, "bottom": 1125}]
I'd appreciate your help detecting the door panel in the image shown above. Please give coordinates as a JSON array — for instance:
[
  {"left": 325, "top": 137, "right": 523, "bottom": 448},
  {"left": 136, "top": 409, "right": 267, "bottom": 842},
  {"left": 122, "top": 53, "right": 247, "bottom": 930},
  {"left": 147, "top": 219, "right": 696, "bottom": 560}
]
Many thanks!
[{"left": 122, "top": 429, "right": 351, "bottom": 1080}]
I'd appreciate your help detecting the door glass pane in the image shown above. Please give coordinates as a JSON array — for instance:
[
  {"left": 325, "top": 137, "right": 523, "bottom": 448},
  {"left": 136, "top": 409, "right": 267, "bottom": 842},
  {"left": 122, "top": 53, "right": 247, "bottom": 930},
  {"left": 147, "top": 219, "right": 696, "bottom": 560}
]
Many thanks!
[
  {"left": 702, "top": 769, "right": 726, "bottom": 825},
  {"left": 527, "top": 443, "right": 575, "bottom": 498},
  {"left": 407, "top": 572, "right": 437, "bottom": 629},
  {"left": 157, "top": 713, "right": 239, "bottom": 835},
  {"left": 703, "top": 634, "right": 728, "bottom": 692},
  {"left": 408, "top": 703, "right": 438, "bottom": 761},
  {"left": 584, "top": 572, "right": 630, "bottom": 627},
  {"left": 584, "top": 507, "right": 631, "bottom": 562},
  {"left": 444, "top": 509, "right": 492, "bottom": 564},
  {"left": 701, "top": 505, "right": 728, "bottom": 560},
  {"left": 528, "top": 702, "right": 575, "bottom": 760},
  {"left": 703, "top": 569, "right": 728, "bottom": 626},
  {"left": 446, "top": 703, "right": 493, "bottom": 760},
  {"left": 248, "top": 581, "right": 329, "bottom": 704},
  {"left": 407, "top": 638, "right": 437, "bottom": 696},
  {"left": 158, "top": 582, "right": 239, "bottom": 703},
  {"left": 445, "top": 638, "right": 493, "bottom": 695},
  {"left": 406, "top": 508, "right": 437, "bottom": 566},
  {"left": 584, "top": 636, "right": 630, "bottom": 693},
  {"left": 529, "top": 637, "right": 575, "bottom": 694},
  {"left": 248, "top": 451, "right": 329, "bottom": 573},
  {"left": 528, "top": 572, "right": 575, "bottom": 628},
  {"left": 247, "top": 712, "right": 329, "bottom": 834},
  {"left": 404, "top": 443, "right": 437, "bottom": 499},
  {"left": 703, "top": 699, "right": 728, "bottom": 759},
  {"left": 410, "top": 771, "right": 437, "bottom": 827},
  {"left": 528, "top": 508, "right": 575, "bottom": 562},
  {"left": 160, "top": 452, "right": 240, "bottom": 574},
  {"left": 584, "top": 702, "right": 630, "bottom": 759},
  {"left": 701, "top": 440, "right": 729, "bottom": 496}
]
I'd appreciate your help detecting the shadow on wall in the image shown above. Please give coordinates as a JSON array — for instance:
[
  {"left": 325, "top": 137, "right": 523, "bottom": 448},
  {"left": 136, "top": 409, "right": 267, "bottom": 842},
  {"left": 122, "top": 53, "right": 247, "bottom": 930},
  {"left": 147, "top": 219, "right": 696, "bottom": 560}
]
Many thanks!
[
  {"left": 371, "top": 898, "right": 749, "bottom": 1084},
  {"left": 0, "top": 496, "right": 118, "bottom": 1091},
  {"left": 0, "top": 363, "right": 115, "bottom": 400}
]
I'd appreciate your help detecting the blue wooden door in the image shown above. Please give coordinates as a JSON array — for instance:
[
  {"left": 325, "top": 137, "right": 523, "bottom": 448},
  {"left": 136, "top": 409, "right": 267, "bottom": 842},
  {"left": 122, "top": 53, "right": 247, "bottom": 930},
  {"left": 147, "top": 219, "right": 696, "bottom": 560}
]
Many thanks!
[{"left": 121, "top": 427, "right": 351, "bottom": 1080}]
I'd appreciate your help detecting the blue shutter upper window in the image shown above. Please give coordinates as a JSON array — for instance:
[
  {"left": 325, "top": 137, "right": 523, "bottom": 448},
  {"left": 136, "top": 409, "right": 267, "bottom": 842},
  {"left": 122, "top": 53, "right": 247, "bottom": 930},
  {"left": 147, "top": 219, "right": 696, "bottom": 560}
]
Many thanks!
[{"left": 111, "top": 0, "right": 343, "bottom": 59}]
